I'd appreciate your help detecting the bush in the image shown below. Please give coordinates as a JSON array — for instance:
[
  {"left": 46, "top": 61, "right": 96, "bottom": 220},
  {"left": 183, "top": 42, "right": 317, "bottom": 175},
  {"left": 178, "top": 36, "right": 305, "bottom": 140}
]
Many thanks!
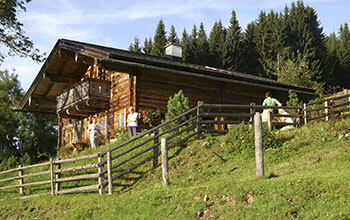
[
  {"left": 165, "top": 90, "right": 190, "bottom": 126},
  {"left": 19, "top": 153, "right": 31, "bottom": 166},
  {"left": 223, "top": 123, "right": 281, "bottom": 158}
]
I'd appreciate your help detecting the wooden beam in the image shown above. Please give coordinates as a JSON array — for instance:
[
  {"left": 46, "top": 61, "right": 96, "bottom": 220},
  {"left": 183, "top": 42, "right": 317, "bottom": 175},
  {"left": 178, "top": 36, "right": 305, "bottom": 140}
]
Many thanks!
[
  {"left": 45, "top": 83, "right": 55, "bottom": 97},
  {"left": 31, "top": 96, "right": 56, "bottom": 106},
  {"left": 75, "top": 104, "right": 102, "bottom": 113},
  {"left": 58, "top": 57, "right": 70, "bottom": 75},
  {"left": 46, "top": 73, "right": 80, "bottom": 84}
]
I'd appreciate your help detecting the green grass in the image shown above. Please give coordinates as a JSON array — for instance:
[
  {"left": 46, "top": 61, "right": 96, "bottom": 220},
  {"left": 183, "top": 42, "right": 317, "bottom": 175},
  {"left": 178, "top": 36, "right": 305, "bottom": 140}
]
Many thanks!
[{"left": 1, "top": 117, "right": 350, "bottom": 219}]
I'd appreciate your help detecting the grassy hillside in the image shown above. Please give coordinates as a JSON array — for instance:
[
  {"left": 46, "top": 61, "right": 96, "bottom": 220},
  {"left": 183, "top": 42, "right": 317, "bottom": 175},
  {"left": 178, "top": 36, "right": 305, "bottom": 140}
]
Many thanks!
[{"left": 1, "top": 117, "right": 350, "bottom": 219}]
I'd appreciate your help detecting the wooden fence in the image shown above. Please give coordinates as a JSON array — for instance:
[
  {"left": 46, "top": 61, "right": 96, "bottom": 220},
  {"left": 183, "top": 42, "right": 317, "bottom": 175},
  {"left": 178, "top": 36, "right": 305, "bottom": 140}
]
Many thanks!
[
  {"left": 0, "top": 154, "right": 103, "bottom": 199},
  {"left": 199, "top": 103, "right": 303, "bottom": 133},
  {"left": 1, "top": 91, "right": 349, "bottom": 198}
]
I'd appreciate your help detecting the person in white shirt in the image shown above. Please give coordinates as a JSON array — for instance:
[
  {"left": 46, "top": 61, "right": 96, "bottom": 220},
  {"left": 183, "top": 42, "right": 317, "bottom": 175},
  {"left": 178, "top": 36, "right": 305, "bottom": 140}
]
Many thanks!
[
  {"left": 127, "top": 107, "right": 138, "bottom": 137},
  {"left": 87, "top": 117, "right": 100, "bottom": 148}
]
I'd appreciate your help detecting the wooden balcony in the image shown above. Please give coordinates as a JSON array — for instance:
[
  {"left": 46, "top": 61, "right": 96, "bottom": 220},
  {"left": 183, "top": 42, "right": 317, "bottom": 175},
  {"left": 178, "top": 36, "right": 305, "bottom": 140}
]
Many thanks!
[{"left": 57, "top": 78, "right": 111, "bottom": 118}]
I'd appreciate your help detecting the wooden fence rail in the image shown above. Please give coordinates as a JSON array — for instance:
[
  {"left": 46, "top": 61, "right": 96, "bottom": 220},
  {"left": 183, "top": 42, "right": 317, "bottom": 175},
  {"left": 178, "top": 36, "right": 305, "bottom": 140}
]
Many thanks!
[
  {"left": 0, "top": 154, "right": 103, "bottom": 198},
  {"left": 1, "top": 91, "right": 349, "bottom": 198}
]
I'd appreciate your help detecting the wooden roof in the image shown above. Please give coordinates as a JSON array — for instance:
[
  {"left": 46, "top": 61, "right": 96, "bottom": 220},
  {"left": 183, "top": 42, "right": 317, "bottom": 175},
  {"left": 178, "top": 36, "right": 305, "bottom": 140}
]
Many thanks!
[{"left": 21, "top": 39, "right": 316, "bottom": 111}]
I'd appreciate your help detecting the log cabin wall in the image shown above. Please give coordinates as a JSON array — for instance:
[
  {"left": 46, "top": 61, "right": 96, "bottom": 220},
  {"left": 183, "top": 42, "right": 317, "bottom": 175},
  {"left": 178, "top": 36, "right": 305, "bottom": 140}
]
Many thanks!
[
  {"left": 136, "top": 69, "right": 220, "bottom": 112},
  {"left": 110, "top": 71, "right": 135, "bottom": 131},
  {"left": 135, "top": 69, "right": 285, "bottom": 113}
]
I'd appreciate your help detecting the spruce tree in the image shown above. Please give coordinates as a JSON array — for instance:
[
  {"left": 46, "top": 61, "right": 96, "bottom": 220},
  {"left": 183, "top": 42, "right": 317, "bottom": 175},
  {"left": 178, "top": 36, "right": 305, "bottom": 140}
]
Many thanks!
[
  {"left": 337, "top": 23, "right": 350, "bottom": 88},
  {"left": 181, "top": 28, "right": 191, "bottom": 62},
  {"left": 241, "top": 22, "right": 263, "bottom": 76},
  {"left": 208, "top": 20, "right": 226, "bottom": 68},
  {"left": 168, "top": 25, "right": 179, "bottom": 44},
  {"left": 165, "top": 90, "right": 190, "bottom": 128},
  {"left": 128, "top": 37, "right": 142, "bottom": 53},
  {"left": 143, "top": 38, "right": 153, "bottom": 55},
  {"left": 324, "top": 32, "right": 340, "bottom": 87},
  {"left": 151, "top": 19, "right": 167, "bottom": 56},
  {"left": 254, "top": 10, "right": 287, "bottom": 78},
  {"left": 197, "top": 23, "right": 209, "bottom": 66},
  {"left": 187, "top": 25, "right": 199, "bottom": 64},
  {"left": 285, "top": 1, "right": 326, "bottom": 89},
  {"left": 223, "top": 10, "right": 244, "bottom": 71}
]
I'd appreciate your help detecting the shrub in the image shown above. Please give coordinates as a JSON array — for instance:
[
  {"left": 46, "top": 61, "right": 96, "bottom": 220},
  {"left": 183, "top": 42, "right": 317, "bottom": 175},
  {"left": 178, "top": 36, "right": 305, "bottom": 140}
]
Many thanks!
[
  {"left": 19, "top": 153, "right": 31, "bottom": 166},
  {"left": 223, "top": 122, "right": 281, "bottom": 158}
]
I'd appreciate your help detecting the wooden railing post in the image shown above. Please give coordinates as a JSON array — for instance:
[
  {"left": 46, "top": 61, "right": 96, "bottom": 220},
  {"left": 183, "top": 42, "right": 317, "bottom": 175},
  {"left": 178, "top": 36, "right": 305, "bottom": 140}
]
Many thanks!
[
  {"left": 303, "top": 103, "right": 308, "bottom": 126},
  {"left": 254, "top": 112, "right": 264, "bottom": 178},
  {"left": 161, "top": 138, "right": 169, "bottom": 188},
  {"left": 153, "top": 129, "right": 159, "bottom": 169},
  {"left": 18, "top": 165, "right": 23, "bottom": 195},
  {"left": 197, "top": 101, "right": 203, "bottom": 140},
  {"left": 98, "top": 153, "right": 106, "bottom": 195},
  {"left": 55, "top": 159, "right": 61, "bottom": 193},
  {"left": 345, "top": 89, "right": 350, "bottom": 104},
  {"left": 249, "top": 103, "right": 256, "bottom": 129},
  {"left": 50, "top": 158, "right": 55, "bottom": 196},
  {"left": 325, "top": 100, "right": 329, "bottom": 121},
  {"left": 267, "top": 111, "right": 273, "bottom": 131},
  {"left": 107, "top": 151, "right": 113, "bottom": 195}
]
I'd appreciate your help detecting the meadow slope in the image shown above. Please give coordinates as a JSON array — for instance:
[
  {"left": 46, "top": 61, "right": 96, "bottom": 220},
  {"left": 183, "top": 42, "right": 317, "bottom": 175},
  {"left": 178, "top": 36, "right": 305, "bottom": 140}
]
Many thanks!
[{"left": 1, "top": 117, "right": 350, "bottom": 219}]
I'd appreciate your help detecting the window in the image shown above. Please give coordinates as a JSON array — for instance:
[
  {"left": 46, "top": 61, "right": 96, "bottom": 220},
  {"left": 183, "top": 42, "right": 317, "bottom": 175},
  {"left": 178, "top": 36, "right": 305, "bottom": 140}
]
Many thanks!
[
  {"left": 66, "top": 131, "right": 73, "bottom": 146},
  {"left": 103, "top": 120, "right": 106, "bottom": 136},
  {"left": 114, "top": 108, "right": 127, "bottom": 129}
]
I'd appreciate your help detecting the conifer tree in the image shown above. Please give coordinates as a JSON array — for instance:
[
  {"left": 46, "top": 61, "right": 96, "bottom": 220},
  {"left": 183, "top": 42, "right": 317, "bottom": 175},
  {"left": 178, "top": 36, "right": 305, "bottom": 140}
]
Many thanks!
[
  {"left": 128, "top": 37, "right": 142, "bottom": 53},
  {"left": 241, "top": 22, "right": 263, "bottom": 76},
  {"left": 285, "top": 1, "right": 326, "bottom": 89},
  {"left": 324, "top": 32, "right": 340, "bottom": 87},
  {"left": 223, "top": 10, "right": 244, "bottom": 71},
  {"left": 165, "top": 90, "right": 190, "bottom": 127},
  {"left": 208, "top": 20, "right": 226, "bottom": 68},
  {"left": 151, "top": 19, "right": 167, "bottom": 56},
  {"left": 197, "top": 23, "right": 209, "bottom": 66},
  {"left": 168, "top": 25, "right": 179, "bottom": 44},
  {"left": 181, "top": 28, "right": 191, "bottom": 62},
  {"left": 254, "top": 10, "right": 287, "bottom": 78},
  {"left": 143, "top": 38, "right": 153, "bottom": 55},
  {"left": 186, "top": 25, "right": 199, "bottom": 64},
  {"left": 336, "top": 23, "right": 350, "bottom": 88}
]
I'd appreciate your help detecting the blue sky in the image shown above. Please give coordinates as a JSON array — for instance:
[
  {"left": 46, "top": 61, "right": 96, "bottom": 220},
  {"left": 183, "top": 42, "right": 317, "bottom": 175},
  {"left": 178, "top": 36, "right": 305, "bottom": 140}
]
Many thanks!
[{"left": 1, "top": 0, "right": 349, "bottom": 91}]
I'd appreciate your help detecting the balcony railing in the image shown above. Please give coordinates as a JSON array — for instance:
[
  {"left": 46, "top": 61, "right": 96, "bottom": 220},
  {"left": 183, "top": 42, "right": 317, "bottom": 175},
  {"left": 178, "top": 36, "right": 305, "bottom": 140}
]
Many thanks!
[{"left": 57, "top": 78, "right": 111, "bottom": 117}]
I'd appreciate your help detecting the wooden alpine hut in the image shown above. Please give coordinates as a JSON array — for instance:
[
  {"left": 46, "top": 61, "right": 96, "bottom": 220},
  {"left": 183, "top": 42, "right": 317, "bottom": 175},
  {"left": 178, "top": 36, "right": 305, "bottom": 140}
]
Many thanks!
[{"left": 20, "top": 39, "right": 315, "bottom": 148}]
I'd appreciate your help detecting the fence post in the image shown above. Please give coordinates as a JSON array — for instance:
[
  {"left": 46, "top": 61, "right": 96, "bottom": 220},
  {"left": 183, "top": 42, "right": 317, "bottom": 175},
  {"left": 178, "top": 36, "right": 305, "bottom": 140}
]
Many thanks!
[
  {"left": 197, "top": 101, "right": 203, "bottom": 140},
  {"left": 55, "top": 159, "right": 60, "bottom": 193},
  {"left": 50, "top": 158, "right": 55, "bottom": 196},
  {"left": 267, "top": 111, "right": 273, "bottom": 131},
  {"left": 249, "top": 103, "right": 256, "bottom": 129},
  {"left": 303, "top": 103, "right": 308, "bottom": 126},
  {"left": 98, "top": 153, "right": 106, "bottom": 195},
  {"left": 325, "top": 100, "right": 329, "bottom": 121},
  {"left": 153, "top": 129, "right": 159, "bottom": 169},
  {"left": 345, "top": 89, "right": 350, "bottom": 104},
  {"left": 18, "top": 165, "right": 23, "bottom": 195},
  {"left": 254, "top": 112, "right": 264, "bottom": 178},
  {"left": 107, "top": 151, "right": 113, "bottom": 195},
  {"left": 161, "top": 138, "right": 169, "bottom": 188}
]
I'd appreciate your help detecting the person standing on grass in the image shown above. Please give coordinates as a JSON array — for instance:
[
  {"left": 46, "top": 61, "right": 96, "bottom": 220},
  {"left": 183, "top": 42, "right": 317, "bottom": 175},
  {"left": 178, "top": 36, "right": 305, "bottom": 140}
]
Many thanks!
[
  {"left": 87, "top": 116, "right": 100, "bottom": 148},
  {"left": 127, "top": 107, "right": 138, "bottom": 137},
  {"left": 262, "top": 92, "right": 282, "bottom": 122}
]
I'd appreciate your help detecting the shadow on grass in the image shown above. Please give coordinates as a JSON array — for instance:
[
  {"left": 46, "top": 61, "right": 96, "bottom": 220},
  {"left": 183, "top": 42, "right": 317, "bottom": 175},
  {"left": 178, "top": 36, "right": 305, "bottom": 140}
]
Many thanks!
[{"left": 266, "top": 172, "right": 279, "bottom": 179}]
